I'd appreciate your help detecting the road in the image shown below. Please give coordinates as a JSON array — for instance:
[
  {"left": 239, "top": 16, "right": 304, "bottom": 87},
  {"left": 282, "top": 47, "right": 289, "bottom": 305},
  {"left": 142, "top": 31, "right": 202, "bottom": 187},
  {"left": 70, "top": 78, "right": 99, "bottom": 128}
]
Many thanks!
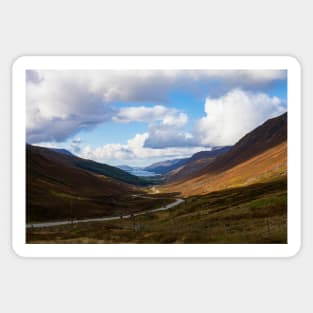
[{"left": 26, "top": 197, "right": 185, "bottom": 229}]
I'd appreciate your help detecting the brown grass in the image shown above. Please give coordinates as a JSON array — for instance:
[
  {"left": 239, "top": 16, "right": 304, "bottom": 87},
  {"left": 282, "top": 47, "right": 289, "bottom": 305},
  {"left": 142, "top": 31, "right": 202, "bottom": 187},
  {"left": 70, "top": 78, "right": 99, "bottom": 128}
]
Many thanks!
[{"left": 160, "top": 142, "right": 287, "bottom": 196}]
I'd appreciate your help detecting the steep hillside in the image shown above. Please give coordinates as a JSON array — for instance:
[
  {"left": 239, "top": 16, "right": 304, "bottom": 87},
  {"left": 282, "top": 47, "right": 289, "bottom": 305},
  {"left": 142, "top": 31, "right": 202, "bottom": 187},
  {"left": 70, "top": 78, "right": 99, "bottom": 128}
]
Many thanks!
[
  {"left": 27, "top": 144, "right": 136, "bottom": 222},
  {"left": 167, "top": 146, "right": 231, "bottom": 183},
  {"left": 29, "top": 145, "right": 151, "bottom": 186},
  {"left": 203, "top": 112, "right": 287, "bottom": 175},
  {"left": 162, "top": 113, "right": 287, "bottom": 196},
  {"left": 26, "top": 145, "right": 168, "bottom": 222}
]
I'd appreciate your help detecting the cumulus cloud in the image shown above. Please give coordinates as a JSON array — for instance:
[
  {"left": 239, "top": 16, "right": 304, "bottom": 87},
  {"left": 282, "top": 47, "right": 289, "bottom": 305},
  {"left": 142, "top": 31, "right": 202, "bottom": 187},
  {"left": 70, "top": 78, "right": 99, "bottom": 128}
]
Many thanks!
[
  {"left": 26, "top": 69, "right": 286, "bottom": 144},
  {"left": 193, "top": 89, "right": 286, "bottom": 146},
  {"left": 143, "top": 112, "right": 194, "bottom": 149},
  {"left": 79, "top": 132, "right": 208, "bottom": 166},
  {"left": 71, "top": 88, "right": 287, "bottom": 165},
  {"left": 113, "top": 105, "right": 193, "bottom": 149},
  {"left": 114, "top": 105, "right": 186, "bottom": 124},
  {"left": 26, "top": 71, "right": 115, "bottom": 143},
  {"left": 144, "top": 125, "right": 195, "bottom": 149},
  {"left": 113, "top": 104, "right": 193, "bottom": 148}
]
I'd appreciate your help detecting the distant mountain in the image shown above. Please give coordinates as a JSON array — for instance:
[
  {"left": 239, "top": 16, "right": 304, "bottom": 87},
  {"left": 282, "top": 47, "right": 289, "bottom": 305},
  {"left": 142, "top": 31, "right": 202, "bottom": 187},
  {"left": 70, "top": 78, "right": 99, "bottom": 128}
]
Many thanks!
[
  {"left": 162, "top": 112, "right": 287, "bottom": 196},
  {"left": 144, "top": 158, "right": 189, "bottom": 175},
  {"left": 144, "top": 147, "right": 231, "bottom": 181},
  {"left": 166, "top": 146, "right": 231, "bottom": 183},
  {"left": 188, "top": 146, "right": 231, "bottom": 162},
  {"left": 117, "top": 165, "right": 133, "bottom": 172},
  {"left": 49, "top": 148, "right": 74, "bottom": 157}
]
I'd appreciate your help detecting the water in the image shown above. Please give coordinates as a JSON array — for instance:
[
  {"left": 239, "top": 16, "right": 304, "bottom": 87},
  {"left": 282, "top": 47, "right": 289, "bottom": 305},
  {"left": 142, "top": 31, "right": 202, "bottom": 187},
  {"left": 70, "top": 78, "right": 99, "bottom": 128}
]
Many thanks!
[
  {"left": 128, "top": 168, "right": 159, "bottom": 177},
  {"left": 118, "top": 166, "right": 159, "bottom": 177}
]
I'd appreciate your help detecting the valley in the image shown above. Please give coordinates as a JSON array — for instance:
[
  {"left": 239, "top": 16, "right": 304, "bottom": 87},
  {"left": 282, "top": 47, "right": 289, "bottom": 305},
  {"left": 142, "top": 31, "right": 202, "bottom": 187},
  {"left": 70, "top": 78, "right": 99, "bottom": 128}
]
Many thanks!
[
  {"left": 27, "top": 178, "right": 287, "bottom": 244},
  {"left": 26, "top": 113, "right": 288, "bottom": 244}
]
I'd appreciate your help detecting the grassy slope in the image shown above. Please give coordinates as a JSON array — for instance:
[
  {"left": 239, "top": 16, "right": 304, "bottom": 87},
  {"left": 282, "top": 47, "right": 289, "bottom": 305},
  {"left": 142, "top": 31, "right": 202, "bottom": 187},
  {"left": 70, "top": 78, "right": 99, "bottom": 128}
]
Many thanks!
[
  {"left": 203, "top": 112, "right": 287, "bottom": 174},
  {"left": 161, "top": 142, "right": 287, "bottom": 196},
  {"left": 27, "top": 145, "right": 170, "bottom": 222},
  {"left": 27, "top": 178, "right": 287, "bottom": 244}
]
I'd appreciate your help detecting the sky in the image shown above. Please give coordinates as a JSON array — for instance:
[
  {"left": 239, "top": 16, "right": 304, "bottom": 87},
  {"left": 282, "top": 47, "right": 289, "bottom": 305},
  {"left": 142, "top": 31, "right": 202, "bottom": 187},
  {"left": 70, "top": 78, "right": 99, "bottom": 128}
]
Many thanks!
[{"left": 26, "top": 69, "right": 287, "bottom": 167}]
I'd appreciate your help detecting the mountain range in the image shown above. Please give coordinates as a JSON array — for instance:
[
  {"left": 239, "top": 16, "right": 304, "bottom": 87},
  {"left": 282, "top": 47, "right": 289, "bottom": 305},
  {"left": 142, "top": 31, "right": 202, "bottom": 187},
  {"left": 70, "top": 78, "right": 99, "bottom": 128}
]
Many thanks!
[{"left": 26, "top": 112, "right": 287, "bottom": 224}]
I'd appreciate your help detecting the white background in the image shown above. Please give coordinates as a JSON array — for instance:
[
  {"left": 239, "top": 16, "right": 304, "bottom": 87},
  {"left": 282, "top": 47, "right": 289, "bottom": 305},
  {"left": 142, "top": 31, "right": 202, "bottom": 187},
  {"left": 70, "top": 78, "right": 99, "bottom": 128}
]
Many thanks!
[{"left": 0, "top": 1, "right": 311, "bottom": 312}]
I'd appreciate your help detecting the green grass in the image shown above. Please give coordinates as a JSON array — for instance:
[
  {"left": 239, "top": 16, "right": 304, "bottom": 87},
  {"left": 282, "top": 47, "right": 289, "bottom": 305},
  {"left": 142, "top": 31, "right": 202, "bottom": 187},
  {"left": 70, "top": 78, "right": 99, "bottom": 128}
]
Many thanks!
[{"left": 27, "top": 178, "right": 287, "bottom": 244}]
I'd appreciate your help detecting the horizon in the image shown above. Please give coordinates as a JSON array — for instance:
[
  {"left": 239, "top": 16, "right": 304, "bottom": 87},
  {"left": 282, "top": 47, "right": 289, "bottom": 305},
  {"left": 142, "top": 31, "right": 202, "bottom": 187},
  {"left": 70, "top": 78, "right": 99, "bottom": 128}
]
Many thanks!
[{"left": 26, "top": 69, "right": 287, "bottom": 167}]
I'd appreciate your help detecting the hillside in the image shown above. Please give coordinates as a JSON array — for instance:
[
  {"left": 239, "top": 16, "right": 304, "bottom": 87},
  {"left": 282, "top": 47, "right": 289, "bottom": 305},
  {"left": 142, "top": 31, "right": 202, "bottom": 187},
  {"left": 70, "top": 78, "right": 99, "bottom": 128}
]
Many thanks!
[
  {"left": 166, "top": 146, "right": 231, "bottom": 183},
  {"left": 26, "top": 145, "right": 167, "bottom": 222},
  {"left": 28, "top": 178, "right": 287, "bottom": 244},
  {"left": 29, "top": 145, "right": 151, "bottom": 186},
  {"left": 161, "top": 113, "right": 287, "bottom": 196},
  {"left": 49, "top": 148, "right": 74, "bottom": 156},
  {"left": 144, "top": 158, "right": 189, "bottom": 175},
  {"left": 203, "top": 112, "right": 287, "bottom": 175}
]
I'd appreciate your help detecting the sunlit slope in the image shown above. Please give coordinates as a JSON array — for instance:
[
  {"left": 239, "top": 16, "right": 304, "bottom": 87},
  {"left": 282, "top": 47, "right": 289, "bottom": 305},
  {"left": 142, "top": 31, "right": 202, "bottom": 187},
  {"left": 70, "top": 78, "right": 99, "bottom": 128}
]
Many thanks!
[
  {"left": 161, "top": 113, "right": 287, "bottom": 196},
  {"left": 166, "top": 146, "right": 231, "bottom": 183},
  {"left": 163, "top": 142, "right": 286, "bottom": 196}
]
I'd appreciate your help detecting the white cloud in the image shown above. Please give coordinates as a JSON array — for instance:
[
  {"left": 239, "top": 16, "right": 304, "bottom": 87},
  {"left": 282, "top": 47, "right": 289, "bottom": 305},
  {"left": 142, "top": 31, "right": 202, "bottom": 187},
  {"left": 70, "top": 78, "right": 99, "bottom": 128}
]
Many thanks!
[
  {"left": 79, "top": 132, "right": 208, "bottom": 166},
  {"left": 114, "top": 106, "right": 193, "bottom": 149},
  {"left": 162, "top": 112, "right": 188, "bottom": 127},
  {"left": 26, "top": 70, "right": 286, "bottom": 143},
  {"left": 75, "top": 88, "right": 286, "bottom": 165},
  {"left": 193, "top": 89, "right": 286, "bottom": 146},
  {"left": 113, "top": 105, "right": 186, "bottom": 124},
  {"left": 26, "top": 71, "right": 115, "bottom": 143},
  {"left": 144, "top": 123, "right": 194, "bottom": 149},
  {"left": 70, "top": 137, "right": 82, "bottom": 153}
]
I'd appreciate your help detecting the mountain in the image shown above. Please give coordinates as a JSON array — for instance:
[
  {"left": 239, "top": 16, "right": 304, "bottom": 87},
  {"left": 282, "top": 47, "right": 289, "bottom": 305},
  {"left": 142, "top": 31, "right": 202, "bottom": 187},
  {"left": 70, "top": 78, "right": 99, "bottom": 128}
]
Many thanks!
[
  {"left": 49, "top": 148, "right": 74, "bottom": 156},
  {"left": 27, "top": 145, "right": 171, "bottom": 223},
  {"left": 203, "top": 112, "right": 287, "bottom": 174},
  {"left": 162, "top": 113, "right": 287, "bottom": 196},
  {"left": 27, "top": 144, "right": 135, "bottom": 222},
  {"left": 166, "top": 146, "right": 231, "bottom": 183},
  {"left": 144, "top": 147, "right": 231, "bottom": 177},
  {"left": 144, "top": 158, "right": 189, "bottom": 175},
  {"left": 30, "top": 145, "right": 152, "bottom": 186}
]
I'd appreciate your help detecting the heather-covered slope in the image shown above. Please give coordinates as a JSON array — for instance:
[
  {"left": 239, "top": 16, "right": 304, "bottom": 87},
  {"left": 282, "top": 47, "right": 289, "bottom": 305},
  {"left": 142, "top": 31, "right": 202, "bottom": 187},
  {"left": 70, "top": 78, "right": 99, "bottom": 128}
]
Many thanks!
[
  {"left": 162, "top": 113, "right": 287, "bottom": 196},
  {"left": 203, "top": 112, "right": 287, "bottom": 175}
]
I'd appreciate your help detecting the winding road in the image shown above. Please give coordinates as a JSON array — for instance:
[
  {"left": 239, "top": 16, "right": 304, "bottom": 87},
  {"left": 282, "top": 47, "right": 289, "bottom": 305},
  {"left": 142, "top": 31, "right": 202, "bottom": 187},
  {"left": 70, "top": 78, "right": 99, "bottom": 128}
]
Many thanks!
[{"left": 26, "top": 197, "right": 185, "bottom": 229}]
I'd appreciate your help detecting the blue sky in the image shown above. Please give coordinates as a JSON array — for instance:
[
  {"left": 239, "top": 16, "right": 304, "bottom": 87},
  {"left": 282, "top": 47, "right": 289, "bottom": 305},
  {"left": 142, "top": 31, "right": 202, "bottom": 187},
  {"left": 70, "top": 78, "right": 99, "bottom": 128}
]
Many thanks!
[{"left": 26, "top": 70, "right": 287, "bottom": 166}]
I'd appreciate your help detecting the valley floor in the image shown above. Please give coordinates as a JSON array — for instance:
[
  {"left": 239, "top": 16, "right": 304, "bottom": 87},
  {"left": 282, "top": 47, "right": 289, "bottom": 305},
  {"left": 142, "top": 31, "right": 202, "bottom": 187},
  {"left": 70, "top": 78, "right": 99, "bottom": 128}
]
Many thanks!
[{"left": 26, "top": 177, "right": 287, "bottom": 244}]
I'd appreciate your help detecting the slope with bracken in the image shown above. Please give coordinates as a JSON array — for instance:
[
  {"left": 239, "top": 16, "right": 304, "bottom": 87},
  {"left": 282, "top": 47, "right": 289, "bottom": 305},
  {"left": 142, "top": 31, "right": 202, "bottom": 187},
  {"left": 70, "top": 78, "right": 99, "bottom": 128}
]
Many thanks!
[
  {"left": 161, "top": 112, "right": 287, "bottom": 196},
  {"left": 27, "top": 145, "right": 166, "bottom": 223}
]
